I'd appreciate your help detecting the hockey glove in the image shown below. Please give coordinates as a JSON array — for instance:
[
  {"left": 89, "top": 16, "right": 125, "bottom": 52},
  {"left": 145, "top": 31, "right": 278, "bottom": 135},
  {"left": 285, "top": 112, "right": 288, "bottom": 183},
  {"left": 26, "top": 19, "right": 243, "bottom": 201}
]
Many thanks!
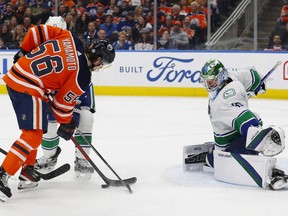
[
  {"left": 57, "top": 119, "right": 76, "bottom": 141},
  {"left": 13, "top": 49, "right": 27, "bottom": 64},
  {"left": 254, "top": 82, "right": 266, "bottom": 95}
]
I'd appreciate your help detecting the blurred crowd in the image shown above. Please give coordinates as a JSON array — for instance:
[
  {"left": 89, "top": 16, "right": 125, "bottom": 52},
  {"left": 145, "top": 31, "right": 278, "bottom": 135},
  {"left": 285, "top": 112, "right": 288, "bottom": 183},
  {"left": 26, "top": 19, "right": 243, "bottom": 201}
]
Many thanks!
[
  {"left": 266, "top": 0, "right": 288, "bottom": 51},
  {"left": 0, "top": 0, "right": 235, "bottom": 50}
]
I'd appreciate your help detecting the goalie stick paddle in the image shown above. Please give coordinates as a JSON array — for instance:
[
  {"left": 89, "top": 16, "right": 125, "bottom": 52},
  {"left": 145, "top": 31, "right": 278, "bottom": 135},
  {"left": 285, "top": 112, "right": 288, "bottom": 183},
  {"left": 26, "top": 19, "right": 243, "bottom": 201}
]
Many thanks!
[
  {"left": 0, "top": 147, "right": 70, "bottom": 181},
  {"left": 71, "top": 136, "right": 136, "bottom": 193}
]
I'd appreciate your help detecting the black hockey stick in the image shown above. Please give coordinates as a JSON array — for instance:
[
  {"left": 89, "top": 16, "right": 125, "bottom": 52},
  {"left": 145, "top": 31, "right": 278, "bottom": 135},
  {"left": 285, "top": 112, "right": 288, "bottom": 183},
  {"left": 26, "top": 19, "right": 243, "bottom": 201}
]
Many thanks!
[
  {"left": 71, "top": 136, "right": 136, "bottom": 193},
  {"left": 0, "top": 147, "right": 70, "bottom": 180}
]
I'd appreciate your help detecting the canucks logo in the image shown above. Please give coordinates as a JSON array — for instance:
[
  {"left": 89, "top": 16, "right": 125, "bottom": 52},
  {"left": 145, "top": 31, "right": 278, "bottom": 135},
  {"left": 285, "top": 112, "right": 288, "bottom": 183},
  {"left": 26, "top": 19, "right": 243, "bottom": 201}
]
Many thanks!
[{"left": 223, "top": 89, "right": 236, "bottom": 99}]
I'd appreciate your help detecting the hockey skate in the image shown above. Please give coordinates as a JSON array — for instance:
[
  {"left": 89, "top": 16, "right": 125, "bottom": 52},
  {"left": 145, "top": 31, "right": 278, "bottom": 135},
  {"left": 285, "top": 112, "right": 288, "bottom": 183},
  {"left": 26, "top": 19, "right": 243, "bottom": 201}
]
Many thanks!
[
  {"left": 18, "top": 164, "right": 41, "bottom": 190},
  {"left": 35, "top": 147, "right": 61, "bottom": 171},
  {"left": 269, "top": 168, "right": 288, "bottom": 190},
  {"left": 0, "top": 166, "right": 12, "bottom": 202},
  {"left": 74, "top": 157, "right": 94, "bottom": 181}
]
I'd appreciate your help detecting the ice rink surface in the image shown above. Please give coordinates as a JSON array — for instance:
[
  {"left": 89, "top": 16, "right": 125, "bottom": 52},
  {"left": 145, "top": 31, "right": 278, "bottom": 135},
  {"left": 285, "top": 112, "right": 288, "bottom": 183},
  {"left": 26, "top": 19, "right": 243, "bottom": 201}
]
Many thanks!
[{"left": 0, "top": 95, "right": 288, "bottom": 215}]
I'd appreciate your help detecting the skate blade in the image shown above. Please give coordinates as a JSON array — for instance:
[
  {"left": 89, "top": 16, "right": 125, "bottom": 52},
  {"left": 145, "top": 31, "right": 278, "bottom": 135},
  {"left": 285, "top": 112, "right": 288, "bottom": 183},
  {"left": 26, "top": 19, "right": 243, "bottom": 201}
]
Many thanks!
[
  {"left": 74, "top": 171, "right": 92, "bottom": 181},
  {"left": 18, "top": 180, "right": 38, "bottom": 190}
]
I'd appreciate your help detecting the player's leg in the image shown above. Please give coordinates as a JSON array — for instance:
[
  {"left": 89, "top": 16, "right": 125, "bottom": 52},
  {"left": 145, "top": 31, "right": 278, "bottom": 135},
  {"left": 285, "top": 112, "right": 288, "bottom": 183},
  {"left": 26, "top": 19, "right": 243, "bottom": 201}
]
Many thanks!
[
  {"left": 35, "top": 111, "right": 61, "bottom": 171},
  {"left": 0, "top": 87, "right": 46, "bottom": 197},
  {"left": 74, "top": 83, "right": 95, "bottom": 180}
]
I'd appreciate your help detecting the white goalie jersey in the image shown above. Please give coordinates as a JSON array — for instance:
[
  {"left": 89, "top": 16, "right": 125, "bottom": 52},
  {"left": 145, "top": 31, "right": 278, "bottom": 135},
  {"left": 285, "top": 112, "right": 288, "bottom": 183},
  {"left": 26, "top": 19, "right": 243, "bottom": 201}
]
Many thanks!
[{"left": 209, "top": 80, "right": 253, "bottom": 148}]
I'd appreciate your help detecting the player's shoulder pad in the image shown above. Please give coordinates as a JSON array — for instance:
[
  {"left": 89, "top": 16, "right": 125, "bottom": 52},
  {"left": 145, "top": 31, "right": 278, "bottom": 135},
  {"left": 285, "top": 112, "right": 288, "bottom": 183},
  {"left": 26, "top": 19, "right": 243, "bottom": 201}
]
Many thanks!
[{"left": 221, "top": 81, "right": 245, "bottom": 100}]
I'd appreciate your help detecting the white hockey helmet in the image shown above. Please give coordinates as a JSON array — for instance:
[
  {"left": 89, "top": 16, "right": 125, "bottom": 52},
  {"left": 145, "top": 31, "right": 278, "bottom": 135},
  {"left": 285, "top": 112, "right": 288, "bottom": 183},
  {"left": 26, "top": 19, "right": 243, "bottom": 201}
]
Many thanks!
[{"left": 45, "top": 16, "right": 67, "bottom": 30}]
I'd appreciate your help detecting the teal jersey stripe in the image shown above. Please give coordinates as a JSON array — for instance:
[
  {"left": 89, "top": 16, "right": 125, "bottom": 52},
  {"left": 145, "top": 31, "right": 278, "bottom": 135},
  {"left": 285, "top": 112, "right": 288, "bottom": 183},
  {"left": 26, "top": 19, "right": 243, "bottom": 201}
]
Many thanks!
[
  {"left": 249, "top": 69, "right": 261, "bottom": 92},
  {"left": 234, "top": 110, "right": 258, "bottom": 134},
  {"left": 214, "top": 130, "right": 240, "bottom": 146},
  {"left": 231, "top": 153, "right": 263, "bottom": 187}
]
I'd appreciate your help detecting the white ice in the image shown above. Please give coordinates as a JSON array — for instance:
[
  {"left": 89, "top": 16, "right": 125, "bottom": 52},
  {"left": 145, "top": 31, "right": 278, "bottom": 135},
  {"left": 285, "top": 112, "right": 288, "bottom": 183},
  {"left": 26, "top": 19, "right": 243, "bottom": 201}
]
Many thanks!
[{"left": 0, "top": 95, "right": 288, "bottom": 215}]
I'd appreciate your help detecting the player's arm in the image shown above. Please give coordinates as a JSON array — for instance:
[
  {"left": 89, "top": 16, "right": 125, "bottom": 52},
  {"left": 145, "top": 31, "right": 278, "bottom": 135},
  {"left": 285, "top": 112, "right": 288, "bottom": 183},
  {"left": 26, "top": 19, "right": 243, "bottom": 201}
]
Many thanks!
[{"left": 14, "top": 25, "right": 64, "bottom": 63}]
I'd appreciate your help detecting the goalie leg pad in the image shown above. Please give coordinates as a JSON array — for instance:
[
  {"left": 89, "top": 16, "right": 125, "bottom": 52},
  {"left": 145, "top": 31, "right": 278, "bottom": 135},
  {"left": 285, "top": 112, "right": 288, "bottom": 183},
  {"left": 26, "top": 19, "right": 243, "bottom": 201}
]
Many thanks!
[
  {"left": 214, "top": 150, "right": 276, "bottom": 189},
  {"left": 246, "top": 126, "right": 285, "bottom": 156}
]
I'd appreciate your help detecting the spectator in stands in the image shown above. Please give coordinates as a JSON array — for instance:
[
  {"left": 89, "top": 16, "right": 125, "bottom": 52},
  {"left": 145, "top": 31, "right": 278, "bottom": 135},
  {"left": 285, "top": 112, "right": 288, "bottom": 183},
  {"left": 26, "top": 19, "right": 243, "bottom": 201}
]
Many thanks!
[
  {"left": 97, "top": 28, "right": 107, "bottom": 40},
  {"left": 58, "top": 3, "right": 68, "bottom": 18},
  {"left": 75, "top": 0, "right": 86, "bottom": 17},
  {"left": 93, "top": 4, "right": 106, "bottom": 24},
  {"left": 76, "top": 12, "right": 89, "bottom": 36},
  {"left": 1, "top": 3, "right": 15, "bottom": 25},
  {"left": 22, "top": 15, "right": 34, "bottom": 33},
  {"left": 182, "top": 15, "right": 196, "bottom": 49},
  {"left": 15, "top": 0, "right": 26, "bottom": 22},
  {"left": 68, "top": 7, "right": 78, "bottom": 23},
  {"left": 65, "top": 13, "right": 76, "bottom": 33},
  {"left": 0, "top": 23, "right": 12, "bottom": 47},
  {"left": 171, "top": 4, "right": 186, "bottom": 22},
  {"left": 188, "top": 1, "right": 207, "bottom": 29},
  {"left": 158, "top": 15, "right": 173, "bottom": 36},
  {"left": 101, "top": 12, "right": 118, "bottom": 38},
  {"left": 142, "top": 0, "right": 153, "bottom": 15},
  {"left": 119, "top": 0, "right": 134, "bottom": 16},
  {"left": 264, "top": 34, "right": 286, "bottom": 51},
  {"left": 217, "top": 0, "right": 230, "bottom": 18},
  {"left": 9, "top": 16, "right": 18, "bottom": 36},
  {"left": 112, "top": 5, "right": 123, "bottom": 24},
  {"left": 10, "top": 24, "right": 25, "bottom": 49},
  {"left": 83, "top": 21, "right": 98, "bottom": 45},
  {"left": 21, "top": 7, "right": 36, "bottom": 24},
  {"left": 35, "top": 2, "right": 54, "bottom": 24},
  {"left": 0, "top": 37, "right": 8, "bottom": 49},
  {"left": 104, "top": 0, "right": 117, "bottom": 13},
  {"left": 113, "top": 30, "right": 133, "bottom": 50},
  {"left": 134, "top": 5, "right": 146, "bottom": 21},
  {"left": 117, "top": 10, "right": 136, "bottom": 32},
  {"left": 133, "top": 15, "right": 153, "bottom": 43},
  {"left": 179, "top": 0, "right": 192, "bottom": 16},
  {"left": 86, "top": 0, "right": 99, "bottom": 17},
  {"left": 157, "top": 30, "right": 170, "bottom": 50},
  {"left": 134, "top": 27, "right": 154, "bottom": 50},
  {"left": 168, "top": 20, "right": 189, "bottom": 50}
]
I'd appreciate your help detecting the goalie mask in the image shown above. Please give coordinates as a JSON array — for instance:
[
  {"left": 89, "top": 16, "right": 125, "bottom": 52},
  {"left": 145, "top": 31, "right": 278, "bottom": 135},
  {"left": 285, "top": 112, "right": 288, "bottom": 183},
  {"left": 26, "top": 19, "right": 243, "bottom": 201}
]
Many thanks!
[
  {"left": 201, "top": 59, "right": 228, "bottom": 100},
  {"left": 85, "top": 39, "right": 115, "bottom": 72},
  {"left": 45, "top": 16, "right": 67, "bottom": 30}
]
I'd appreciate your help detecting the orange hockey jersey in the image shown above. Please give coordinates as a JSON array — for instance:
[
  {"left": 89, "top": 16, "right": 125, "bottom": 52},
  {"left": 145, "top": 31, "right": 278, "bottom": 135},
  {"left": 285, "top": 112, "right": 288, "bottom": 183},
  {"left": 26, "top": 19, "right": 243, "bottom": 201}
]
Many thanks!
[{"left": 3, "top": 25, "right": 91, "bottom": 124}]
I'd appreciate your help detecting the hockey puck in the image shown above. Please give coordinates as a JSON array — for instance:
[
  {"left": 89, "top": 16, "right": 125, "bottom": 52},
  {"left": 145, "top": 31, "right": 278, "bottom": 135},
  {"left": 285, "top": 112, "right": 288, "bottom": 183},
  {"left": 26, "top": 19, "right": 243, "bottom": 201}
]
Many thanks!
[{"left": 101, "top": 184, "right": 109, "bottom": 188}]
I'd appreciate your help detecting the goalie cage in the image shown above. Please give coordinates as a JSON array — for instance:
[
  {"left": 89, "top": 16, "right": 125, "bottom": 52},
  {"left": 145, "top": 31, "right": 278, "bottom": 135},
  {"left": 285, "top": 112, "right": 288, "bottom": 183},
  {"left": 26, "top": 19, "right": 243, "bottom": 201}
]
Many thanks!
[{"left": 183, "top": 142, "right": 214, "bottom": 171}]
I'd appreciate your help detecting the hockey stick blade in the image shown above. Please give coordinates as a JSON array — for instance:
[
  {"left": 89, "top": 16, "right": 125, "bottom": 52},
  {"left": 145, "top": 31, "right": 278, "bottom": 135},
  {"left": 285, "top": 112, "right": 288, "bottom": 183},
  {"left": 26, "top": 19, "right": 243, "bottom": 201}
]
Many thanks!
[
  {"left": 36, "top": 163, "right": 71, "bottom": 180},
  {"left": 101, "top": 176, "right": 137, "bottom": 188},
  {"left": 1, "top": 147, "right": 70, "bottom": 181}
]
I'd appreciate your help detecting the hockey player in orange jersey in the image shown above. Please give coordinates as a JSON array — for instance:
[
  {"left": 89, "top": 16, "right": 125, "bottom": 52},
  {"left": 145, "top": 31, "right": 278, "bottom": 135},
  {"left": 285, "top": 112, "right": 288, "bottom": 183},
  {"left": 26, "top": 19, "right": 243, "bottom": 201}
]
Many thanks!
[{"left": 0, "top": 16, "right": 115, "bottom": 201}]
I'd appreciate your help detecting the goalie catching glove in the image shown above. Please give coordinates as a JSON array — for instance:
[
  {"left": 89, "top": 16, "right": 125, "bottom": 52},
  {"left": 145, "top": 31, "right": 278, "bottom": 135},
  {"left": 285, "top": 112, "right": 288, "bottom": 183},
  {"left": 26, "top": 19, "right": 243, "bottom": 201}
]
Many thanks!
[
  {"left": 57, "top": 119, "right": 76, "bottom": 141},
  {"left": 246, "top": 125, "right": 285, "bottom": 156}
]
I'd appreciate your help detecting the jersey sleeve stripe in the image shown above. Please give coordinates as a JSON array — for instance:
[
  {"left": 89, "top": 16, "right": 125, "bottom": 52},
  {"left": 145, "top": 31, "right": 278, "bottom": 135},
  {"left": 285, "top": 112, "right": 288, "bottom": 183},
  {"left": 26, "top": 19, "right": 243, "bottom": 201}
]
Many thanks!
[
  {"left": 53, "top": 97, "right": 75, "bottom": 110},
  {"left": 43, "top": 25, "right": 49, "bottom": 41},
  {"left": 6, "top": 72, "right": 46, "bottom": 98},
  {"left": 14, "top": 63, "right": 44, "bottom": 87},
  {"left": 37, "top": 25, "right": 44, "bottom": 44},
  {"left": 31, "top": 27, "right": 39, "bottom": 46}
]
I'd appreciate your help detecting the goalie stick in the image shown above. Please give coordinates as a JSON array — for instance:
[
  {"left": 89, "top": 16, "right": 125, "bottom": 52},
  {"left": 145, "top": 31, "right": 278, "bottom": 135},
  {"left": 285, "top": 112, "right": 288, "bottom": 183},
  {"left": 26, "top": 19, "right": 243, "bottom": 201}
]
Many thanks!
[
  {"left": 0, "top": 147, "right": 70, "bottom": 181},
  {"left": 248, "top": 61, "right": 282, "bottom": 98},
  {"left": 71, "top": 136, "right": 136, "bottom": 193}
]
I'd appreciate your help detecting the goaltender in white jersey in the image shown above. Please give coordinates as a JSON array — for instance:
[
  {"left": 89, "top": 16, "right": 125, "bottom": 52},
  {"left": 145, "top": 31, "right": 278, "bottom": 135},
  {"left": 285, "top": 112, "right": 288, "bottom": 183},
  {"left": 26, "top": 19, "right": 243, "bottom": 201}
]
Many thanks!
[{"left": 198, "top": 59, "right": 287, "bottom": 190}]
